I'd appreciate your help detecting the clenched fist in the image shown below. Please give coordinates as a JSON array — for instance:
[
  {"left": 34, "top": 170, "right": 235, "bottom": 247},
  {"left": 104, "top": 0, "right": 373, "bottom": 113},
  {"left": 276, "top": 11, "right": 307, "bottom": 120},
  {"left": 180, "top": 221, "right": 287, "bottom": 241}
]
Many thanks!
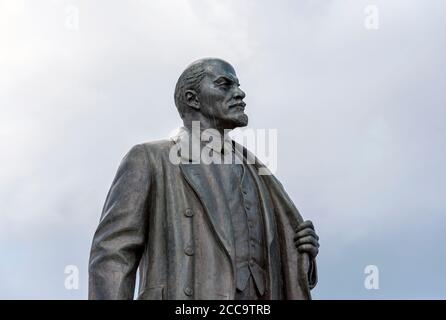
[{"left": 294, "top": 220, "right": 319, "bottom": 260}]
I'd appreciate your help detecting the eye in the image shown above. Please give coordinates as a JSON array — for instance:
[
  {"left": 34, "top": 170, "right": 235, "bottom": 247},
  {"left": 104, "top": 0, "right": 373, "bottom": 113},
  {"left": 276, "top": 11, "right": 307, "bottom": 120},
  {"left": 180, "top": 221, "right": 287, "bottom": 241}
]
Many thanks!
[
  {"left": 215, "top": 77, "right": 234, "bottom": 88},
  {"left": 217, "top": 80, "right": 231, "bottom": 87}
]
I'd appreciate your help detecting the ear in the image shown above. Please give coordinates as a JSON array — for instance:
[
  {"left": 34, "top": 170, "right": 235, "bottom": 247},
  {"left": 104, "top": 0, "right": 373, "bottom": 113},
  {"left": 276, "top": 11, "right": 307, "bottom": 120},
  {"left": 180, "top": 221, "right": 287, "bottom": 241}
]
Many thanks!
[{"left": 185, "top": 90, "right": 200, "bottom": 111}]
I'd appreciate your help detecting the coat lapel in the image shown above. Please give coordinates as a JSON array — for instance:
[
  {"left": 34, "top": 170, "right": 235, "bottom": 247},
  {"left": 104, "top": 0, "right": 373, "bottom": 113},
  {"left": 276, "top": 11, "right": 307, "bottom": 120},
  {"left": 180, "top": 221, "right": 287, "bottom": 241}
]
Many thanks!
[
  {"left": 180, "top": 163, "right": 235, "bottom": 262},
  {"left": 172, "top": 128, "right": 235, "bottom": 262},
  {"left": 244, "top": 163, "right": 276, "bottom": 248}
]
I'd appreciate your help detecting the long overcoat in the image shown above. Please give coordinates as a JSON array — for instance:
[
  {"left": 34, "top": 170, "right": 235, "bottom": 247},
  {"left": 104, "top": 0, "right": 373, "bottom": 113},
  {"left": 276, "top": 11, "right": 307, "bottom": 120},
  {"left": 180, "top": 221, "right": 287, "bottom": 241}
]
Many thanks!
[{"left": 88, "top": 133, "right": 317, "bottom": 299}]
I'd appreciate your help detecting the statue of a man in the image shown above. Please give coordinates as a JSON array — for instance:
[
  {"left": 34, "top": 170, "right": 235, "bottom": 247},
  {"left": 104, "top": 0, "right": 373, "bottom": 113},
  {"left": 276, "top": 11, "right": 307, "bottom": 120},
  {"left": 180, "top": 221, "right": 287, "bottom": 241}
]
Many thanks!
[{"left": 88, "top": 58, "right": 319, "bottom": 300}]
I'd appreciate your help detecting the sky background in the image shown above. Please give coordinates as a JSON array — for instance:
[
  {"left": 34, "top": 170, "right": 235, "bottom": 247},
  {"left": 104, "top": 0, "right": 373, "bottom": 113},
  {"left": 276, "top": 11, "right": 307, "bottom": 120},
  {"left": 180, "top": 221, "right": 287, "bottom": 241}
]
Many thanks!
[{"left": 1, "top": 0, "right": 445, "bottom": 299}]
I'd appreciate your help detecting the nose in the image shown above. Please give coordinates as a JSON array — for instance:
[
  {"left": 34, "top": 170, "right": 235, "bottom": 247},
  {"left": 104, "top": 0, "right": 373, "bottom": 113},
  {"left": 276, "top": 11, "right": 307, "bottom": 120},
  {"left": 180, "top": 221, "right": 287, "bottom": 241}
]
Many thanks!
[{"left": 233, "top": 86, "right": 246, "bottom": 100}]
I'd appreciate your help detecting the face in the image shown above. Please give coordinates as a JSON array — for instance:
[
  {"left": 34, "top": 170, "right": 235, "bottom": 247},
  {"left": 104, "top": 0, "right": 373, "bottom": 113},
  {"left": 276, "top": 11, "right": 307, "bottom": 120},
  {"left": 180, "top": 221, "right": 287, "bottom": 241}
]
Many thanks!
[{"left": 196, "top": 60, "right": 248, "bottom": 129}]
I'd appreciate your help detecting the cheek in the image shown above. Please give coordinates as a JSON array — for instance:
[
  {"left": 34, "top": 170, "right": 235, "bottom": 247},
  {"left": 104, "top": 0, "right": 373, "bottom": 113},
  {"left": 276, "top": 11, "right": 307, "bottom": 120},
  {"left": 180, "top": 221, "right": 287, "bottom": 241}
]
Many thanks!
[
  {"left": 209, "top": 89, "right": 227, "bottom": 103},
  {"left": 201, "top": 89, "right": 228, "bottom": 112}
]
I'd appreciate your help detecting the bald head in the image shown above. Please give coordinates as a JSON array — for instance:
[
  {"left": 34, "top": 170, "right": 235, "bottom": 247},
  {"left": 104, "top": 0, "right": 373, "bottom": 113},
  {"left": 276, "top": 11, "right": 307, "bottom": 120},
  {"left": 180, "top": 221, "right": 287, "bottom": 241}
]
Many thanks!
[
  {"left": 175, "top": 58, "right": 248, "bottom": 129},
  {"left": 174, "top": 58, "right": 233, "bottom": 118},
  {"left": 173, "top": 58, "right": 247, "bottom": 131}
]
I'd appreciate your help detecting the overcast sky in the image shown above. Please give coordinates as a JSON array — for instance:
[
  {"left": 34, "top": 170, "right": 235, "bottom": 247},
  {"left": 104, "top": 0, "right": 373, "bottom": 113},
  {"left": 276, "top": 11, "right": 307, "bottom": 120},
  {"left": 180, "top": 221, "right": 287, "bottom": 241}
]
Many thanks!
[{"left": 1, "top": 0, "right": 445, "bottom": 299}]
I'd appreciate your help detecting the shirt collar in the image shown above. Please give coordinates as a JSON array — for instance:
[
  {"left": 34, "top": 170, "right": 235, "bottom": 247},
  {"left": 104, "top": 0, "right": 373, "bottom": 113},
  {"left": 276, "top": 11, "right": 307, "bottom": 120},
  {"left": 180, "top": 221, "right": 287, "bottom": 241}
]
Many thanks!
[
  {"left": 199, "top": 128, "right": 234, "bottom": 155},
  {"left": 176, "top": 126, "right": 233, "bottom": 155}
]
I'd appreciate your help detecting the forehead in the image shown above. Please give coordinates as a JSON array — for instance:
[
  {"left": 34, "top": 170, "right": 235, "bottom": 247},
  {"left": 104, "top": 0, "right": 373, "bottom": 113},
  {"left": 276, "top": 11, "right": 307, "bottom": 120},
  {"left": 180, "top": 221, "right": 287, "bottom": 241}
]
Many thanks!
[{"left": 204, "top": 60, "right": 238, "bottom": 81}]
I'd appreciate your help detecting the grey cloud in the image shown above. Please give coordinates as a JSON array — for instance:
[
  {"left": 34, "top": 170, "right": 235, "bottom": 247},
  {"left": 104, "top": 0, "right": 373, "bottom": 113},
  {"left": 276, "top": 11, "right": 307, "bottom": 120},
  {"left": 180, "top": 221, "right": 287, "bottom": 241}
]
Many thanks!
[{"left": 1, "top": 0, "right": 445, "bottom": 298}]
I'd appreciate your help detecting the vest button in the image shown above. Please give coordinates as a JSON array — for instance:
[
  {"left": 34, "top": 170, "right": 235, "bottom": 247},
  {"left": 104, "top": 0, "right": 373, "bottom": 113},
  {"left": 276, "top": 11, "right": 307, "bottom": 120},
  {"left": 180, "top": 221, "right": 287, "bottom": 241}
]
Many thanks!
[
  {"left": 184, "top": 287, "right": 193, "bottom": 296},
  {"left": 184, "top": 208, "right": 194, "bottom": 217},
  {"left": 184, "top": 246, "right": 194, "bottom": 256}
]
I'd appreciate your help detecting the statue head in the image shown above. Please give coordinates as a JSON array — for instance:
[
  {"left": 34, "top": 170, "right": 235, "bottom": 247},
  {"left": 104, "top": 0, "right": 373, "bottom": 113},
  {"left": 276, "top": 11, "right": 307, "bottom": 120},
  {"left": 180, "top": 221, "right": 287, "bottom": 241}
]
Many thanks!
[{"left": 174, "top": 58, "right": 248, "bottom": 131}]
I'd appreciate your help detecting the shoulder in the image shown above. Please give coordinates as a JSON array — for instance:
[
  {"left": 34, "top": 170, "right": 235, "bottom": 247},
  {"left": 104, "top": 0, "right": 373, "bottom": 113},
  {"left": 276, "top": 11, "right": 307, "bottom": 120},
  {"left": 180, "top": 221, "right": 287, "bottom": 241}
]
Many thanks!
[
  {"left": 124, "top": 139, "right": 174, "bottom": 163},
  {"left": 116, "top": 139, "right": 173, "bottom": 175},
  {"left": 138, "top": 139, "right": 175, "bottom": 157},
  {"left": 139, "top": 139, "right": 174, "bottom": 150}
]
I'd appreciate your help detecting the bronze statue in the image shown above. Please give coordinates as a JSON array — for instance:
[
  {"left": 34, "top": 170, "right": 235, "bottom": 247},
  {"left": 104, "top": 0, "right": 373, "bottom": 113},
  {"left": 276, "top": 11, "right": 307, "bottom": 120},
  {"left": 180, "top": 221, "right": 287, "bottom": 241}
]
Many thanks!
[{"left": 88, "top": 58, "right": 319, "bottom": 300}]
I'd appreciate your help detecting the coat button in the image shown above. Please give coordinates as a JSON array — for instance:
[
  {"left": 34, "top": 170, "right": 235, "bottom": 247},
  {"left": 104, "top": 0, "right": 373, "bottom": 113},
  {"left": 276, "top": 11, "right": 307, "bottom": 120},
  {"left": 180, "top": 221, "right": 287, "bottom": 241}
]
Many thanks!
[
  {"left": 184, "top": 246, "right": 194, "bottom": 256},
  {"left": 184, "top": 287, "right": 193, "bottom": 296},
  {"left": 184, "top": 208, "right": 194, "bottom": 217}
]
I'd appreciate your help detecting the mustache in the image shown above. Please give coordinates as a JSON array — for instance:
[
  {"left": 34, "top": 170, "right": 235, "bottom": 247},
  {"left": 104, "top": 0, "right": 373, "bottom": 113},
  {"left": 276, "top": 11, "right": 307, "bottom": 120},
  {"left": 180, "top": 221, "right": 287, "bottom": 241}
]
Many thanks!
[{"left": 228, "top": 101, "right": 246, "bottom": 108}]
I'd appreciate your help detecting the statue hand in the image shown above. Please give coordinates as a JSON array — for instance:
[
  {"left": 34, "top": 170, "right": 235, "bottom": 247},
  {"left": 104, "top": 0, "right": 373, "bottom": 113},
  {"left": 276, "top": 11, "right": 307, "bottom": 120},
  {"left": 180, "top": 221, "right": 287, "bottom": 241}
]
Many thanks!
[{"left": 294, "top": 220, "right": 319, "bottom": 260}]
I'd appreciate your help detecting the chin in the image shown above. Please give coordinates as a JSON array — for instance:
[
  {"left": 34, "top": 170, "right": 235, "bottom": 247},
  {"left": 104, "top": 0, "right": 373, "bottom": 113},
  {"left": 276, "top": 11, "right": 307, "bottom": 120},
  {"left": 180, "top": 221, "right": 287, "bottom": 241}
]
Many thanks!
[{"left": 231, "top": 114, "right": 249, "bottom": 128}]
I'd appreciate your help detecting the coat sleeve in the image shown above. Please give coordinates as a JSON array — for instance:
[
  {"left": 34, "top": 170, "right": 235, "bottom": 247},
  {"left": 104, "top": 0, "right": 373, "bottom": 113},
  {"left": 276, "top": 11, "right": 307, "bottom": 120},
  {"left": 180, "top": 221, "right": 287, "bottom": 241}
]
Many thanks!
[
  {"left": 307, "top": 259, "right": 318, "bottom": 290},
  {"left": 88, "top": 144, "right": 151, "bottom": 299},
  {"left": 259, "top": 170, "right": 318, "bottom": 298}
]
